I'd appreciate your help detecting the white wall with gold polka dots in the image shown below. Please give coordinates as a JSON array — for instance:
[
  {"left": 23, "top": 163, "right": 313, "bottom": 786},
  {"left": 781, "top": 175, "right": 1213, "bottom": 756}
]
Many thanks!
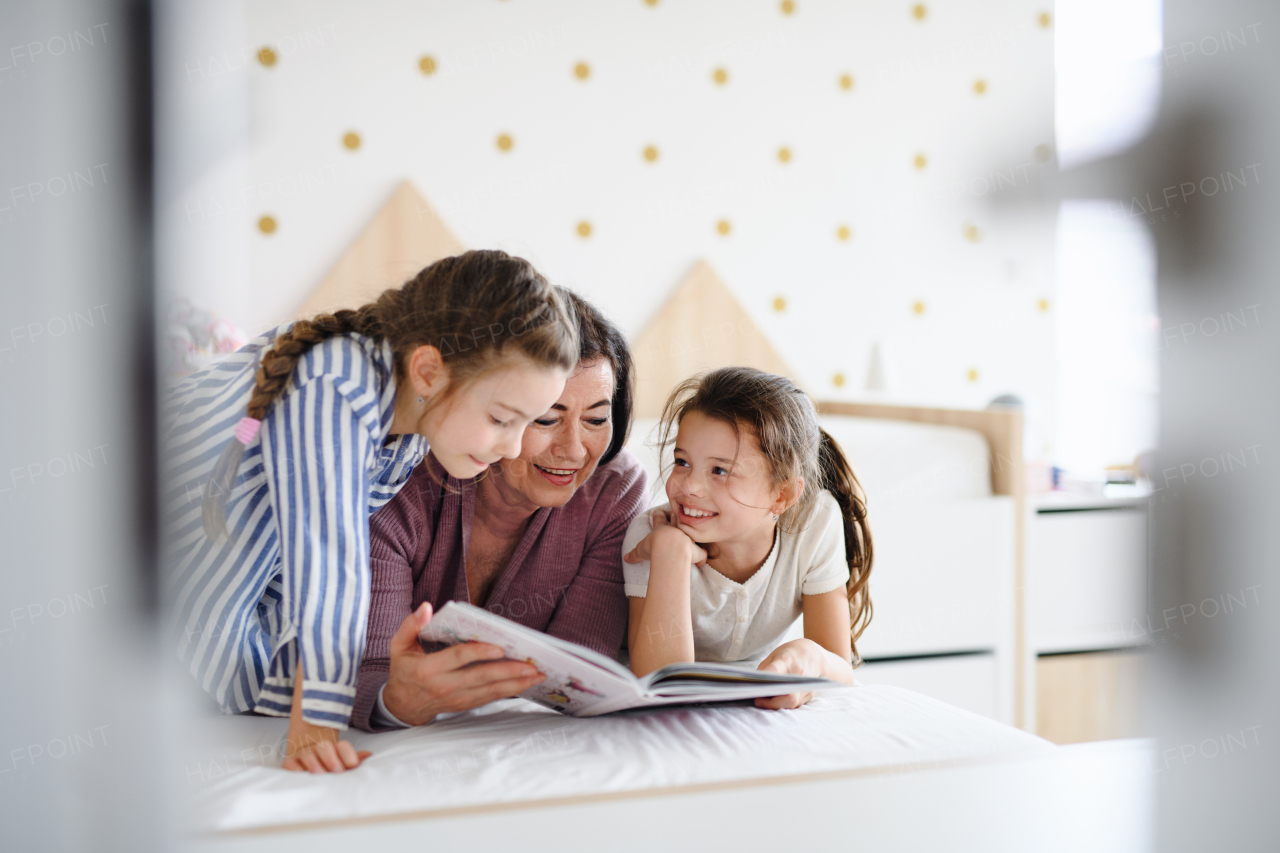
[{"left": 160, "top": 0, "right": 1060, "bottom": 456}]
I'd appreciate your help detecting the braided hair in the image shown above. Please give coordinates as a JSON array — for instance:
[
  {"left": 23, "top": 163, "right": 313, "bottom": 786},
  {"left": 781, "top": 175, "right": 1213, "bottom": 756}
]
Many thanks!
[
  {"left": 202, "top": 249, "right": 579, "bottom": 537},
  {"left": 245, "top": 304, "right": 384, "bottom": 420}
]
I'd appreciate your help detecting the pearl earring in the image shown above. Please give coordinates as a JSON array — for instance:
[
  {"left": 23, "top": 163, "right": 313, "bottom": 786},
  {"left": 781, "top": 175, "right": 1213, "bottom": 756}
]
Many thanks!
[{"left": 417, "top": 396, "right": 424, "bottom": 404}]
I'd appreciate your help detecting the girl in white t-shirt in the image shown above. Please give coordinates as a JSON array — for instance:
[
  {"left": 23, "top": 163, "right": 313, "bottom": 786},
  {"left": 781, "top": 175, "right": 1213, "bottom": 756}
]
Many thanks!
[{"left": 622, "top": 367, "right": 873, "bottom": 708}]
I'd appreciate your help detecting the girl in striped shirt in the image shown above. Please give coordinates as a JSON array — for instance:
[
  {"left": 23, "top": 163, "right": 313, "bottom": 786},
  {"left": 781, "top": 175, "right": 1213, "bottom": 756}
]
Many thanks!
[{"left": 162, "top": 250, "right": 578, "bottom": 773}]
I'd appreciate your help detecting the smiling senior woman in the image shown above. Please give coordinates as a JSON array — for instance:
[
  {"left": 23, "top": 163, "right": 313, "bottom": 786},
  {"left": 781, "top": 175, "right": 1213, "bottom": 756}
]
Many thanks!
[{"left": 348, "top": 289, "right": 647, "bottom": 733}]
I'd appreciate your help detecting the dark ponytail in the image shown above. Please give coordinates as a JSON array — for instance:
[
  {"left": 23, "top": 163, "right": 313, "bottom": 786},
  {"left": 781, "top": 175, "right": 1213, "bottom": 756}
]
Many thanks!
[
  {"left": 201, "top": 249, "right": 579, "bottom": 538},
  {"left": 657, "top": 366, "right": 874, "bottom": 661},
  {"left": 817, "top": 428, "right": 874, "bottom": 657}
]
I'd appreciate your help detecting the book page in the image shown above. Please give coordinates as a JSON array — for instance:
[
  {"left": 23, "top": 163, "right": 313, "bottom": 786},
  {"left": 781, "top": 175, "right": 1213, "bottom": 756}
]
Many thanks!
[
  {"left": 643, "top": 661, "right": 836, "bottom": 693},
  {"left": 419, "top": 603, "right": 642, "bottom": 716}
]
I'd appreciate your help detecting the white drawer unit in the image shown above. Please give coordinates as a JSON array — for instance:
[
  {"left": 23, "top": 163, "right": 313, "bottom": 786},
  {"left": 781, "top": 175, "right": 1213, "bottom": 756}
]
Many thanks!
[
  {"left": 855, "top": 497, "right": 1015, "bottom": 658},
  {"left": 1027, "top": 498, "right": 1149, "bottom": 655},
  {"left": 857, "top": 653, "right": 1000, "bottom": 720}
]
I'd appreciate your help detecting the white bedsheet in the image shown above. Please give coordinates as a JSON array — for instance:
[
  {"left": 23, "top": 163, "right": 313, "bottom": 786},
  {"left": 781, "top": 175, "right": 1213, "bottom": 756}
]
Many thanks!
[{"left": 183, "top": 685, "right": 1052, "bottom": 833}]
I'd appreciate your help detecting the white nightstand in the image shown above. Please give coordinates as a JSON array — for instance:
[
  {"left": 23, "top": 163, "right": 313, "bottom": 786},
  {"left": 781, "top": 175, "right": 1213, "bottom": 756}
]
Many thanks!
[{"left": 1025, "top": 492, "right": 1150, "bottom": 743}]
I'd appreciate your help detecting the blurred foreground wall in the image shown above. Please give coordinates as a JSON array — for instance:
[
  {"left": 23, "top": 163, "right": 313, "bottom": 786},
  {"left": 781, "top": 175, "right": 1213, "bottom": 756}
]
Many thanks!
[
  {"left": 1145, "top": 0, "right": 1280, "bottom": 849},
  {"left": 0, "top": 1, "right": 161, "bottom": 850}
]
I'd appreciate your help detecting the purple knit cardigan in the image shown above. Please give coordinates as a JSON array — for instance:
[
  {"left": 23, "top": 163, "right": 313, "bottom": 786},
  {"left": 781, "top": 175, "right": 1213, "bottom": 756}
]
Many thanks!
[{"left": 351, "top": 448, "right": 649, "bottom": 731}]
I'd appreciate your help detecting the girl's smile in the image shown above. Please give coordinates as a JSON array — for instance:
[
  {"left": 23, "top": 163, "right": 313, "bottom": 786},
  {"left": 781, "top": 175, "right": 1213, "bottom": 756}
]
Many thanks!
[
  {"left": 675, "top": 502, "right": 719, "bottom": 526},
  {"left": 420, "top": 357, "right": 569, "bottom": 480},
  {"left": 664, "top": 410, "right": 785, "bottom": 554}
]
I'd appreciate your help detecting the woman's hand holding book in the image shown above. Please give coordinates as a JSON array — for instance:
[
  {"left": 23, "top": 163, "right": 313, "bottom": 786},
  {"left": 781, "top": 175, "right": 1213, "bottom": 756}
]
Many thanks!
[{"left": 383, "top": 603, "right": 546, "bottom": 726}]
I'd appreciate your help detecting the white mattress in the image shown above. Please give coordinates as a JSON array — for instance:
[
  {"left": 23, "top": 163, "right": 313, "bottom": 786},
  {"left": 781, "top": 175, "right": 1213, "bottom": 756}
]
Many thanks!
[
  {"left": 183, "top": 685, "right": 1052, "bottom": 833},
  {"left": 817, "top": 414, "right": 993, "bottom": 503},
  {"left": 626, "top": 414, "right": 993, "bottom": 506}
]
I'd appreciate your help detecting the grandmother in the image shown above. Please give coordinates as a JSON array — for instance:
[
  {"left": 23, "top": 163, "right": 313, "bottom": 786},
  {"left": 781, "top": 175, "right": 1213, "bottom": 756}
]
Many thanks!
[{"left": 351, "top": 290, "right": 647, "bottom": 731}]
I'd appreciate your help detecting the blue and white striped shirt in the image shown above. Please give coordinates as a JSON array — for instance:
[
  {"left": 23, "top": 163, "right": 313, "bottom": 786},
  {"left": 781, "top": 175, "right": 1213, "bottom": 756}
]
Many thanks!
[{"left": 161, "top": 326, "right": 426, "bottom": 728}]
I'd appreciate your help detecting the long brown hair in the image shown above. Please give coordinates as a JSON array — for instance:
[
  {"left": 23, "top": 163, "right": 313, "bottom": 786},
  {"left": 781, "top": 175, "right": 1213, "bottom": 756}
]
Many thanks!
[
  {"left": 657, "top": 367, "right": 873, "bottom": 659},
  {"left": 202, "top": 249, "right": 579, "bottom": 536}
]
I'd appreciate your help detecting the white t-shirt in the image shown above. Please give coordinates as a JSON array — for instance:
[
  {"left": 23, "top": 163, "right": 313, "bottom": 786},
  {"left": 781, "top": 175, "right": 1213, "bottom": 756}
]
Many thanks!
[{"left": 622, "top": 490, "right": 850, "bottom": 664}]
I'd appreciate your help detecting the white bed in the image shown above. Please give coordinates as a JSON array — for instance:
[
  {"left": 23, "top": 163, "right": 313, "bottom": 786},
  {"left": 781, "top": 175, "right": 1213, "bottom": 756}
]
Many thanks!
[
  {"left": 171, "top": 413, "right": 1040, "bottom": 847},
  {"left": 177, "top": 686, "right": 1153, "bottom": 852},
  {"left": 227, "top": 229, "right": 1073, "bottom": 848},
  {"left": 184, "top": 686, "right": 1044, "bottom": 833}
]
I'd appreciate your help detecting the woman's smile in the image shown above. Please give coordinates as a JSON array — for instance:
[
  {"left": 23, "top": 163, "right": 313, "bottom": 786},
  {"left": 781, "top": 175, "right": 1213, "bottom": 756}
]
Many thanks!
[{"left": 533, "top": 462, "right": 579, "bottom": 487}]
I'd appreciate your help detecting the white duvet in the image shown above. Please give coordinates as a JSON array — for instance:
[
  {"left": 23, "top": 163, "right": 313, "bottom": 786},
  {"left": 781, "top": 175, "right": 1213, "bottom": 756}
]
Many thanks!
[{"left": 182, "top": 685, "right": 1053, "bottom": 833}]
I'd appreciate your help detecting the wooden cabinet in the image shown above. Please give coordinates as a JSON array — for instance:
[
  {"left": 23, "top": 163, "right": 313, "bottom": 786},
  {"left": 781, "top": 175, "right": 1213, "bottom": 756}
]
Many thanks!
[
  {"left": 1025, "top": 495, "right": 1150, "bottom": 743},
  {"left": 1035, "top": 650, "right": 1146, "bottom": 744}
]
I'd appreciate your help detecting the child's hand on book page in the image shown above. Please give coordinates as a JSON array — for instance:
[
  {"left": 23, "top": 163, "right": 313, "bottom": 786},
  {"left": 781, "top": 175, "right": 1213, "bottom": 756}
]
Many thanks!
[
  {"left": 383, "top": 603, "right": 547, "bottom": 726},
  {"left": 753, "top": 639, "right": 830, "bottom": 710}
]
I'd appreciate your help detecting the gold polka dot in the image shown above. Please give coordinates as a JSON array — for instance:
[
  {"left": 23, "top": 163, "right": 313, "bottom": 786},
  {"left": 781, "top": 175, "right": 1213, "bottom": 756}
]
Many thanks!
[
  {"left": 913, "top": 153, "right": 928, "bottom": 170},
  {"left": 643, "top": 145, "right": 659, "bottom": 163},
  {"left": 1038, "top": 11, "right": 1052, "bottom": 28},
  {"left": 966, "top": 368, "right": 979, "bottom": 382},
  {"left": 839, "top": 73, "right": 855, "bottom": 91},
  {"left": 832, "top": 372, "right": 846, "bottom": 388},
  {"left": 772, "top": 296, "right": 788, "bottom": 313},
  {"left": 574, "top": 62, "right": 590, "bottom": 80},
  {"left": 496, "top": 133, "right": 514, "bottom": 152},
  {"left": 716, "top": 219, "right": 732, "bottom": 236},
  {"left": 780, "top": 0, "right": 796, "bottom": 14},
  {"left": 257, "top": 215, "right": 277, "bottom": 234},
  {"left": 712, "top": 67, "right": 729, "bottom": 85},
  {"left": 777, "top": 146, "right": 792, "bottom": 164},
  {"left": 973, "top": 79, "right": 987, "bottom": 95},
  {"left": 963, "top": 223, "right": 983, "bottom": 243},
  {"left": 912, "top": 4, "right": 927, "bottom": 21},
  {"left": 836, "top": 225, "right": 852, "bottom": 242},
  {"left": 1033, "top": 143, "right": 1053, "bottom": 163},
  {"left": 576, "top": 220, "right": 592, "bottom": 238},
  {"left": 1037, "top": 298, "right": 1051, "bottom": 312},
  {"left": 912, "top": 300, "right": 926, "bottom": 315},
  {"left": 342, "top": 131, "right": 361, "bottom": 151},
  {"left": 644, "top": 0, "right": 659, "bottom": 6},
  {"left": 418, "top": 55, "right": 437, "bottom": 75},
  {"left": 257, "top": 47, "right": 277, "bottom": 67}
]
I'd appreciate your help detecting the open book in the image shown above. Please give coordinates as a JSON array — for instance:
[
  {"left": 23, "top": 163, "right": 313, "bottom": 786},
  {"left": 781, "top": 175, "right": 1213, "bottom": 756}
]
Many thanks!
[{"left": 418, "top": 601, "right": 838, "bottom": 717}]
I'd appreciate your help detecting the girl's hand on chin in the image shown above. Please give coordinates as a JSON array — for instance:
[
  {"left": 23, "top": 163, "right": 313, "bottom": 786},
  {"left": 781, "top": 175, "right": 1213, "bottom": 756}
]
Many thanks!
[
  {"left": 624, "top": 515, "right": 709, "bottom": 567},
  {"left": 754, "top": 639, "right": 825, "bottom": 710}
]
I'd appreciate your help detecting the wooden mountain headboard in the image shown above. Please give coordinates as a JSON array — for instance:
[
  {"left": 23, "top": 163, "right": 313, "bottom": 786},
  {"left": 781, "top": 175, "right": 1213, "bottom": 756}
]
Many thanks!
[
  {"left": 294, "top": 181, "right": 464, "bottom": 319},
  {"left": 630, "top": 260, "right": 797, "bottom": 419}
]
